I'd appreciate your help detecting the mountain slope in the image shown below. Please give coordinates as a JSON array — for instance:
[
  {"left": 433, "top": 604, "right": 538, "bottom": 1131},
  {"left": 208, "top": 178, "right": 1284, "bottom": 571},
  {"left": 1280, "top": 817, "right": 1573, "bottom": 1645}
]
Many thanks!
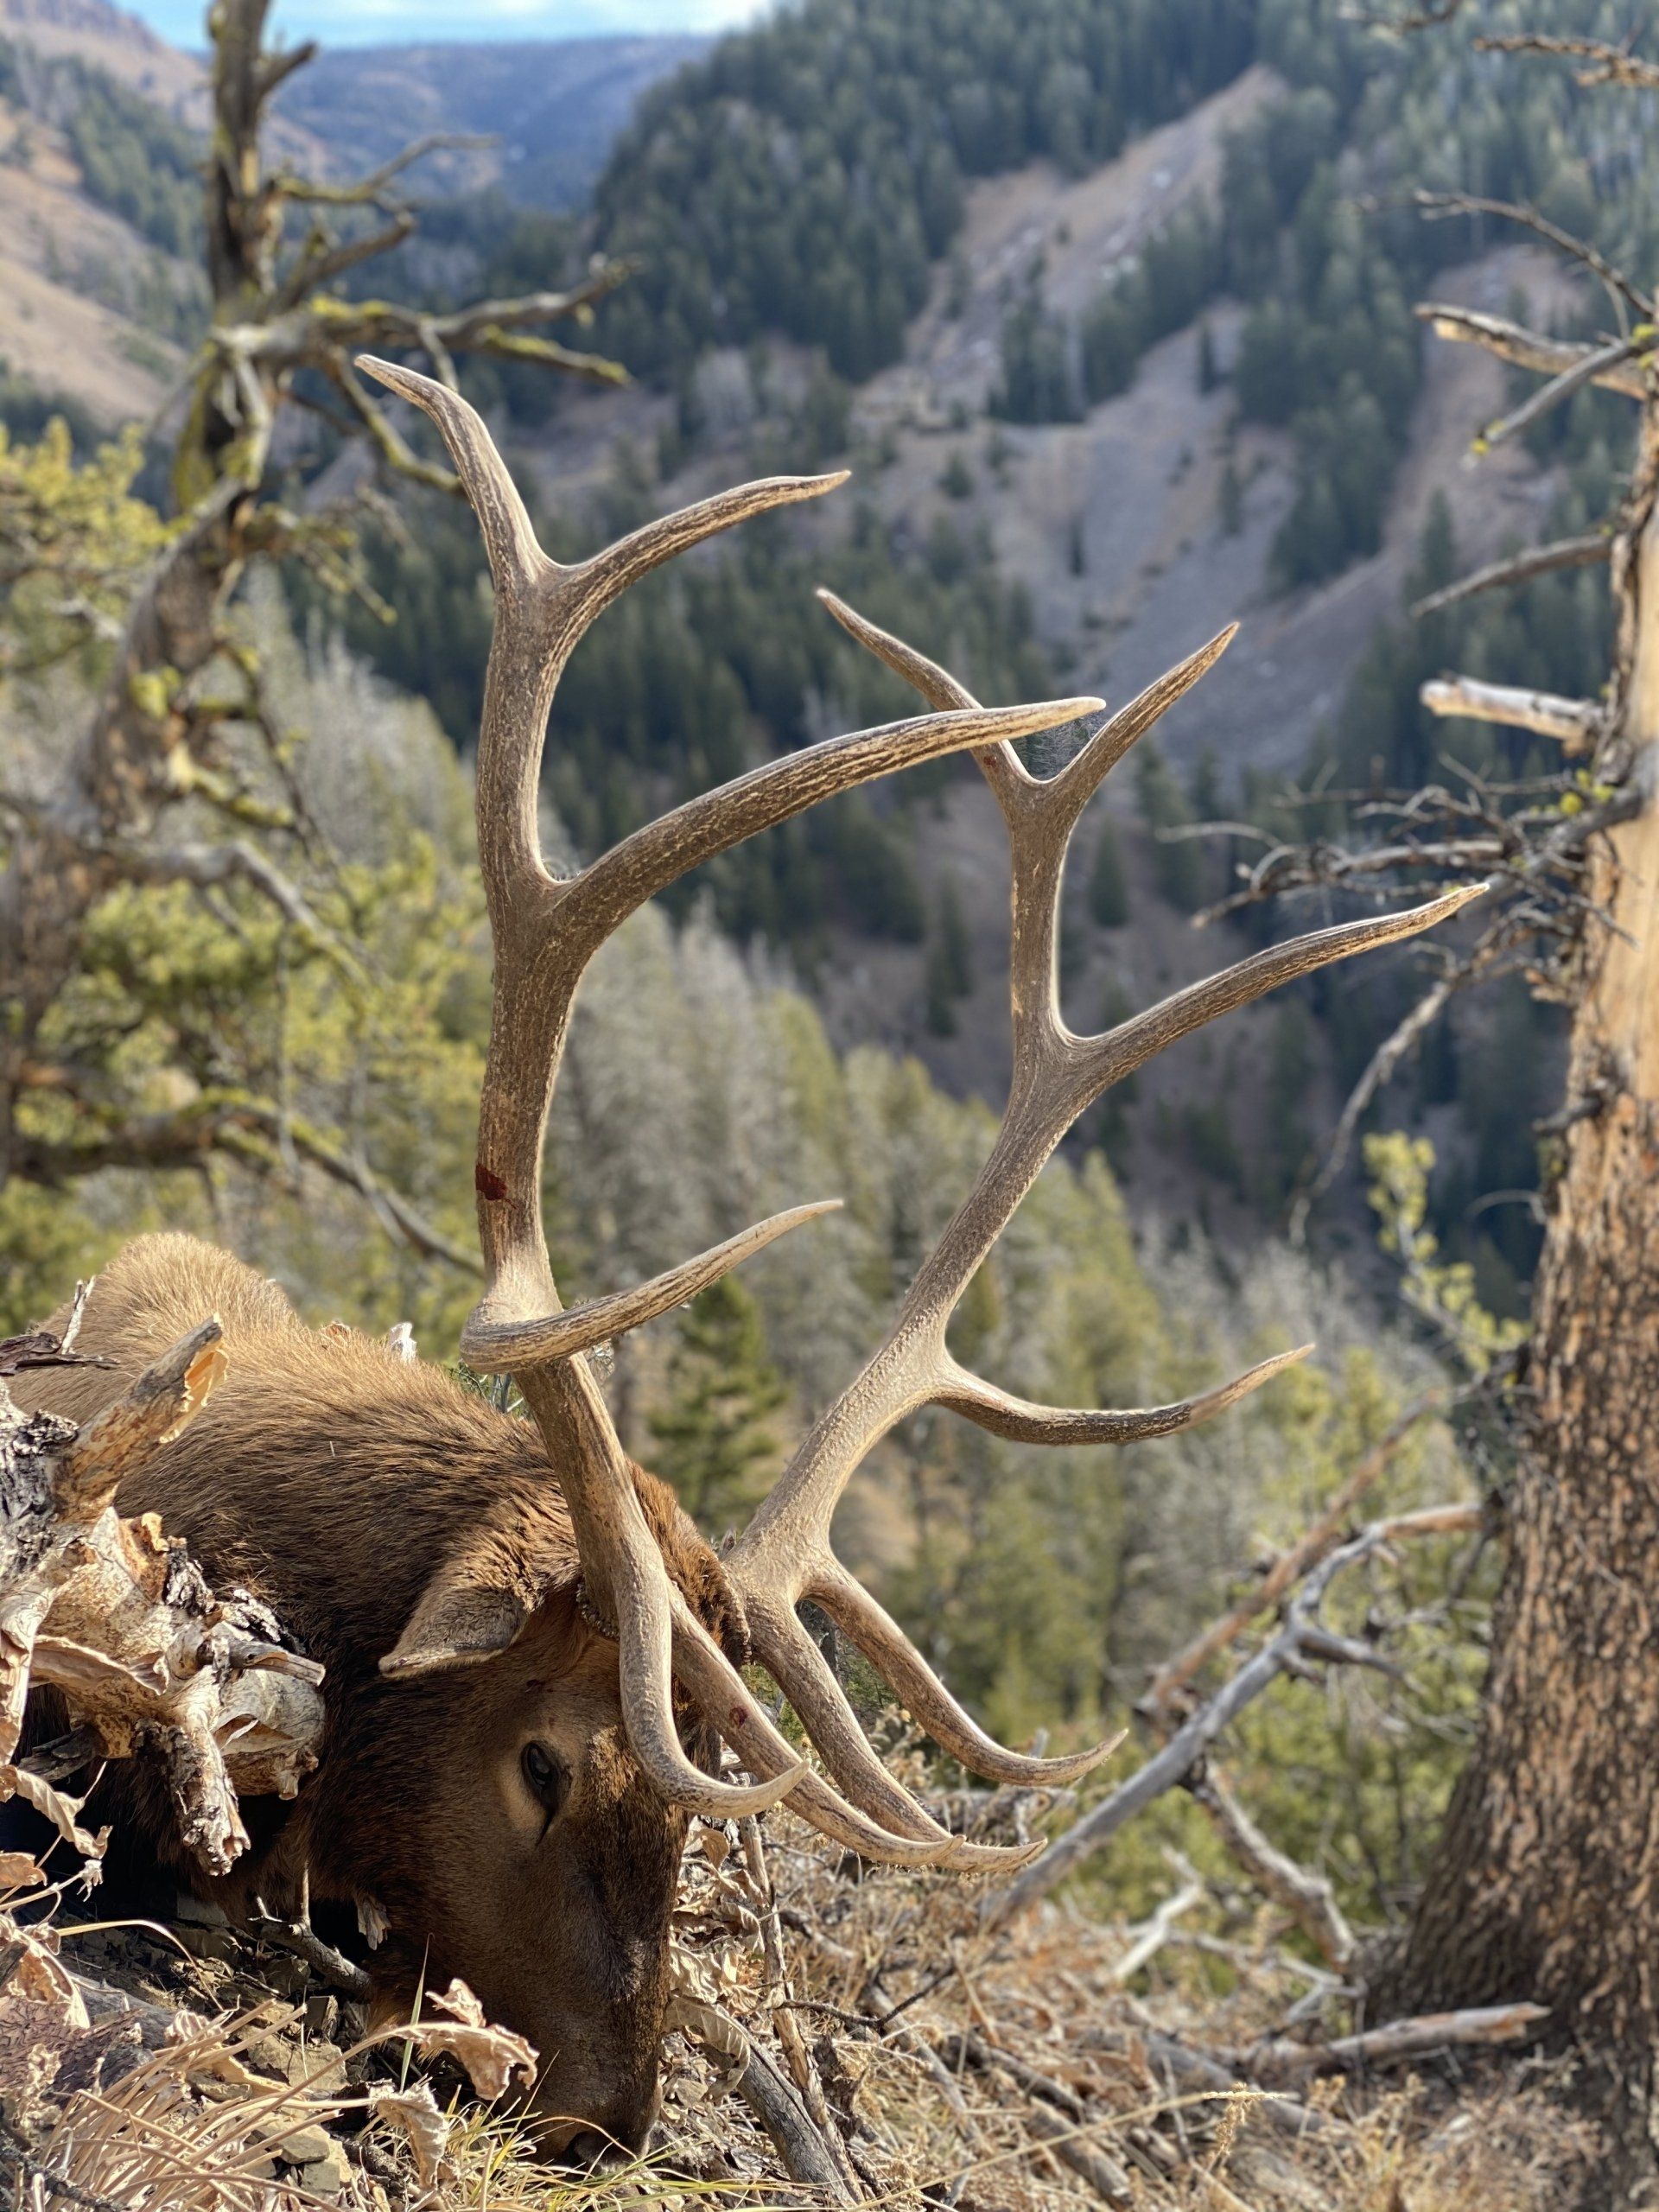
[
  {"left": 0, "top": 0, "right": 196, "bottom": 109},
  {"left": 276, "top": 35, "right": 707, "bottom": 208}
]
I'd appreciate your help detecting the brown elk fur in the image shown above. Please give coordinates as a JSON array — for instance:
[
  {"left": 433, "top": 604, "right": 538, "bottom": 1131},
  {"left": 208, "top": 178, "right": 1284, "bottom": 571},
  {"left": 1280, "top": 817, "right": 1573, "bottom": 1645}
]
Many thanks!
[{"left": 11, "top": 1234, "right": 749, "bottom": 2152}]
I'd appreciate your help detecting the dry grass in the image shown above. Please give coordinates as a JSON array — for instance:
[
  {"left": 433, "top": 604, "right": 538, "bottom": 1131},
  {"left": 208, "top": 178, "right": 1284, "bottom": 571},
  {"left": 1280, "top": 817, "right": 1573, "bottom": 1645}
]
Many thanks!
[{"left": 0, "top": 1802, "right": 1596, "bottom": 2212}]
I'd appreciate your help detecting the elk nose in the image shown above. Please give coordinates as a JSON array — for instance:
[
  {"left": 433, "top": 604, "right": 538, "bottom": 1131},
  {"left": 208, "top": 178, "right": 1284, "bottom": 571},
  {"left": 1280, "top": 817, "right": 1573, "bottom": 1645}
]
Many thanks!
[{"left": 557, "top": 2127, "right": 637, "bottom": 2174}]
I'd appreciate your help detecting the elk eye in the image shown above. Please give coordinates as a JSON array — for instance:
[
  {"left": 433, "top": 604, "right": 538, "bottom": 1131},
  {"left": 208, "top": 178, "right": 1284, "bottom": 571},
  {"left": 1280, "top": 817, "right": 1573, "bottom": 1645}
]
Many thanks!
[{"left": 521, "top": 1740, "right": 566, "bottom": 1815}]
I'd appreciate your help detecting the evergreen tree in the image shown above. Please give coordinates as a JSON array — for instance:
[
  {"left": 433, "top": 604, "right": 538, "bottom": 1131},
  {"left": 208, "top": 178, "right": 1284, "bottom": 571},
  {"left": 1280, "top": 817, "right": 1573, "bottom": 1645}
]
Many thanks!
[
  {"left": 1088, "top": 817, "right": 1130, "bottom": 928},
  {"left": 1197, "top": 317, "right": 1219, "bottom": 394},
  {"left": 1218, "top": 454, "right": 1244, "bottom": 537},
  {"left": 648, "top": 1277, "right": 790, "bottom": 1531},
  {"left": 924, "top": 870, "right": 974, "bottom": 1033},
  {"left": 1135, "top": 744, "right": 1203, "bottom": 912}
]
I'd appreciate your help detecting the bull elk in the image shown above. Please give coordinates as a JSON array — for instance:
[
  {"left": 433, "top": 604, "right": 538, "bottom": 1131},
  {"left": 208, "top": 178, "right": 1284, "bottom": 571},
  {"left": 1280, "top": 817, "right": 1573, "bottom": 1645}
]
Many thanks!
[{"left": 10, "top": 359, "right": 1480, "bottom": 2157}]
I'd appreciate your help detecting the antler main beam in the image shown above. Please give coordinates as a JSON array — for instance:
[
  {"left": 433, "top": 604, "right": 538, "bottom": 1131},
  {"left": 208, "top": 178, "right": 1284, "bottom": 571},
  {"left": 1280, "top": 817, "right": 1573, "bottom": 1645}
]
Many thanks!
[{"left": 356, "top": 357, "right": 1103, "bottom": 1847}]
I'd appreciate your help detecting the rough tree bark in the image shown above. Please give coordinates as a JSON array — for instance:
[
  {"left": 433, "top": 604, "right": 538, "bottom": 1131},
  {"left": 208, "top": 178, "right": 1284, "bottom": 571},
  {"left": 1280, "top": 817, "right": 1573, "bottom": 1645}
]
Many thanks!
[{"left": 1382, "top": 407, "right": 1659, "bottom": 2183}]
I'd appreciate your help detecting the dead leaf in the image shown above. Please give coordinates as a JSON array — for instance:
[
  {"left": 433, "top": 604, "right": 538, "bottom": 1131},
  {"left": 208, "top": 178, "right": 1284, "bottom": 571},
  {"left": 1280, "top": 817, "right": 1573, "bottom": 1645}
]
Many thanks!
[
  {"left": 428, "top": 1980, "right": 486, "bottom": 2031},
  {"left": 0, "top": 1854, "right": 44, "bottom": 1894},
  {"left": 3, "top": 1765, "right": 106, "bottom": 1860},
  {"left": 369, "top": 2080, "right": 451, "bottom": 2187},
  {"left": 404, "top": 1980, "right": 537, "bottom": 2098}
]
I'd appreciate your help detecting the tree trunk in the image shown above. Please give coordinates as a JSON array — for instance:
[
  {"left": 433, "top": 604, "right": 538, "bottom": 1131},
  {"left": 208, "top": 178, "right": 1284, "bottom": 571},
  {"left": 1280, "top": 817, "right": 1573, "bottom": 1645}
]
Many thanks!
[{"left": 1384, "top": 416, "right": 1659, "bottom": 2189}]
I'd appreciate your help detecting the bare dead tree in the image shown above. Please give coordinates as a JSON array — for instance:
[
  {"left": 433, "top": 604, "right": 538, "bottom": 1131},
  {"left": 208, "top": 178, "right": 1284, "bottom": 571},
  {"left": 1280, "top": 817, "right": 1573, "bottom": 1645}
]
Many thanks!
[{"left": 0, "top": 0, "right": 623, "bottom": 1249}]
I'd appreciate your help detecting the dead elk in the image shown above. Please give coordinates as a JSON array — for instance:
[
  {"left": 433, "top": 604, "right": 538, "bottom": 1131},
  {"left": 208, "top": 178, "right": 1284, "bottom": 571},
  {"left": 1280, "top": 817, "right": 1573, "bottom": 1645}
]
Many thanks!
[{"left": 8, "top": 363, "right": 1479, "bottom": 2153}]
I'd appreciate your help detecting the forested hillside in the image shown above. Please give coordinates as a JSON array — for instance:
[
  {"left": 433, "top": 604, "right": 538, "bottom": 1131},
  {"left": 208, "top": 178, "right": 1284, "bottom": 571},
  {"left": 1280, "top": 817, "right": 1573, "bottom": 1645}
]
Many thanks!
[
  {"left": 3, "top": 0, "right": 1650, "bottom": 1293},
  {"left": 594, "top": 0, "right": 1257, "bottom": 378}
]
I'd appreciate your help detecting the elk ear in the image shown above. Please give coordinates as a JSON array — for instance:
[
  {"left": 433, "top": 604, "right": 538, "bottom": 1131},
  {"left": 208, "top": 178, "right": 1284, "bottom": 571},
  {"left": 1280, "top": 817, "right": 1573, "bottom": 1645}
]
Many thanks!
[{"left": 379, "top": 1552, "right": 545, "bottom": 1680}]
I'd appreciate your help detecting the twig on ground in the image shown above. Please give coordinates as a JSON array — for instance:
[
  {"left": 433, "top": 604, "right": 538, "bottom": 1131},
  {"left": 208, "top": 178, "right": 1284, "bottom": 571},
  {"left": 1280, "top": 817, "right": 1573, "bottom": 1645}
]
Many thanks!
[{"left": 1241, "top": 2001, "right": 1550, "bottom": 2082}]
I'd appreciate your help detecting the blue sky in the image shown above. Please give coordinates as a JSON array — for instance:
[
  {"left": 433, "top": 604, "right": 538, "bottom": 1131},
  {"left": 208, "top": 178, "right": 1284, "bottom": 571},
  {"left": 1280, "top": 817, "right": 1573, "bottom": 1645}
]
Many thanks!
[{"left": 126, "top": 0, "right": 769, "bottom": 47}]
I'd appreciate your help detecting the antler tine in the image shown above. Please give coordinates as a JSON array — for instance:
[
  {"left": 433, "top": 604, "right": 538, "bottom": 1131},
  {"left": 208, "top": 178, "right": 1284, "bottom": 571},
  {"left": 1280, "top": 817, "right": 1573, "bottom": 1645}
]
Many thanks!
[
  {"left": 358, "top": 354, "right": 545, "bottom": 594},
  {"left": 354, "top": 356, "right": 1105, "bottom": 1826},
  {"left": 714, "top": 600, "right": 1482, "bottom": 1835},
  {"left": 667, "top": 1599, "right": 1041, "bottom": 1868},
  {"left": 935, "top": 1342, "right": 1315, "bottom": 1444},
  {"left": 464, "top": 1201, "right": 842, "bottom": 1371}
]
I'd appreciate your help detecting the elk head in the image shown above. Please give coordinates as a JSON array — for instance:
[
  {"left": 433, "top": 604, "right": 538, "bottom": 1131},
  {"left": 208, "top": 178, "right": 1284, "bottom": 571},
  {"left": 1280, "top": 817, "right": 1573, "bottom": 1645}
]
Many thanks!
[
  {"left": 341, "top": 1462, "right": 747, "bottom": 2162},
  {"left": 353, "top": 353, "right": 1480, "bottom": 2147}
]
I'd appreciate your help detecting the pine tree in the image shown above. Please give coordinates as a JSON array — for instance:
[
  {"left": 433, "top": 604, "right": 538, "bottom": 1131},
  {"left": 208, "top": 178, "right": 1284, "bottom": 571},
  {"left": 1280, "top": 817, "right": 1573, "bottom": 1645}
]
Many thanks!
[
  {"left": 648, "top": 1278, "right": 790, "bottom": 1532},
  {"left": 1135, "top": 744, "right": 1203, "bottom": 912},
  {"left": 924, "top": 871, "right": 974, "bottom": 1033},
  {"left": 1197, "top": 317, "right": 1219, "bottom": 393},
  {"left": 1218, "top": 454, "right": 1244, "bottom": 536},
  {"left": 1088, "top": 817, "right": 1130, "bottom": 927}
]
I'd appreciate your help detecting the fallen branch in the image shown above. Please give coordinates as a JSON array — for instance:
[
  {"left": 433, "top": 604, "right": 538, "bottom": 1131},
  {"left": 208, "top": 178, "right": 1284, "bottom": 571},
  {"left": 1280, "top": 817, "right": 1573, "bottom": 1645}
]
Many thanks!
[
  {"left": 1109, "top": 1853, "right": 1205, "bottom": 1985},
  {"left": 668, "top": 1990, "right": 856, "bottom": 2201},
  {"left": 249, "top": 1902, "right": 372, "bottom": 2002},
  {"left": 1188, "top": 1771, "right": 1355, "bottom": 1971},
  {"left": 0, "top": 1300, "right": 325, "bottom": 1876},
  {"left": 1241, "top": 2001, "right": 1550, "bottom": 2083},
  {"left": 1079, "top": 2024, "right": 1332, "bottom": 2144},
  {"left": 987, "top": 1505, "right": 1482, "bottom": 1930},
  {"left": 738, "top": 1814, "right": 861, "bottom": 2195},
  {"left": 938, "top": 2032, "right": 1135, "bottom": 2206}
]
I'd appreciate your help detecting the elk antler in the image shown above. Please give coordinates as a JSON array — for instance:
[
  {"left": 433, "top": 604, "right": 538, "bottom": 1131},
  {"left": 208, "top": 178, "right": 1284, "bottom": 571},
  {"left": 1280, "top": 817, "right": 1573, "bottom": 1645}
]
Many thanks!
[
  {"left": 356, "top": 357, "right": 1105, "bottom": 1846},
  {"left": 357, "top": 355, "right": 1483, "bottom": 1867},
  {"left": 702, "top": 593, "right": 1486, "bottom": 1854}
]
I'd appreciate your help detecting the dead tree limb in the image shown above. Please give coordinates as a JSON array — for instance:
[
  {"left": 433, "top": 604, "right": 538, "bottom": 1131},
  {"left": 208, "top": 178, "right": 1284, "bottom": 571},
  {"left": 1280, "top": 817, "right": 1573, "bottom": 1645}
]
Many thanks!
[
  {"left": 1188, "top": 1772, "right": 1356, "bottom": 1972},
  {"left": 1241, "top": 2001, "right": 1549, "bottom": 2082},
  {"left": 938, "top": 2033, "right": 1135, "bottom": 2207},
  {"left": 1473, "top": 32, "right": 1659, "bottom": 91},
  {"left": 1143, "top": 1391, "right": 1454, "bottom": 1719},
  {"left": 0, "top": 1301, "right": 324, "bottom": 1875},
  {"left": 1109, "top": 1852, "right": 1206, "bottom": 1984},
  {"left": 1415, "top": 304, "right": 1649, "bottom": 400},
  {"left": 1078, "top": 2024, "right": 1332, "bottom": 2144},
  {"left": 668, "top": 1988, "right": 856, "bottom": 2200},
  {"left": 986, "top": 1506, "right": 1482, "bottom": 1931},
  {"left": 1414, "top": 191, "right": 1653, "bottom": 318},
  {"left": 1411, "top": 533, "right": 1611, "bottom": 619},
  {"left": 1421, "top": 675, "right": 1604, "bottom": 753}
]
